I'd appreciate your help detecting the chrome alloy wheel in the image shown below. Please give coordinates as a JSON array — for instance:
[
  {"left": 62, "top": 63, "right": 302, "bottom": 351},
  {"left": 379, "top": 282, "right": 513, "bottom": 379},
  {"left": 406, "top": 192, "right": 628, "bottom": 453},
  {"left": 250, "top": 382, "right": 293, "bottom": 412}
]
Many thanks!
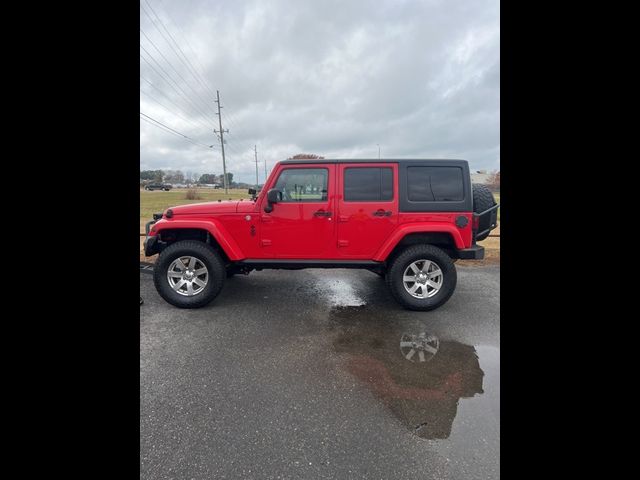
[
  {"left": 402, "top": 259, "right": 443, "bottom": 299},
  {"left": 167, "top": 256, "right": 209, "bottom": 296}
]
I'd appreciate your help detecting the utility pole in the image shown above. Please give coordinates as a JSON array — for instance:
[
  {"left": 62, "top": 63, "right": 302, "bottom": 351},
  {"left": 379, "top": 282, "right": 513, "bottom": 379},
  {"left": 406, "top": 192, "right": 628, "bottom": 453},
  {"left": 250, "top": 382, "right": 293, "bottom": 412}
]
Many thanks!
[
  {"left": 377, "top": 144, "right": 380, "bottom": 160},
  {"left": 254, "top": 145, "right": 259, "bottom": 188},
  {"left": 264, "top": 155, "right": 268, "bottom": 183},
  {"left": 214, "top": 90, "right": 229, "bottom": 194}
]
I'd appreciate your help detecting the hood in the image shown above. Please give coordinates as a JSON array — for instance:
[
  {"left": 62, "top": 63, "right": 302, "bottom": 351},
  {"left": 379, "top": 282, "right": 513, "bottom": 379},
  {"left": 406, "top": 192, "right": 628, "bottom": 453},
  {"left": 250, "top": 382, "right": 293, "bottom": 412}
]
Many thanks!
[{"left": 167, "top": 200, "right": 250, "bottom": 215}]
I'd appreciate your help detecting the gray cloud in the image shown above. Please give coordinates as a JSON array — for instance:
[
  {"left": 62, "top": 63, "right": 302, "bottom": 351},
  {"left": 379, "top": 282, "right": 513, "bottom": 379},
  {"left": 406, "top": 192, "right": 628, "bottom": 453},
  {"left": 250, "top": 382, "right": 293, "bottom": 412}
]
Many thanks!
[{"left": 140, "top": 0, "right": 499, "bottom": 183}]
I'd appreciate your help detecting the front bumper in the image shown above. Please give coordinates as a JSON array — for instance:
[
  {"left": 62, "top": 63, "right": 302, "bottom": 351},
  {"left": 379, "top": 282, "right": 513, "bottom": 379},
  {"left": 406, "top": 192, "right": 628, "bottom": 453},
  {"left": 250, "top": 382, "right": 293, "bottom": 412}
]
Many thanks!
[
  {"left": 144, "top": 235, "right": 159, "bottom": 257},
  {"left": 455, "top": 245, "right": 485, "bottom": 260},
  {"left": 143, "top": 219, "right": 159, "bottom": 257}
]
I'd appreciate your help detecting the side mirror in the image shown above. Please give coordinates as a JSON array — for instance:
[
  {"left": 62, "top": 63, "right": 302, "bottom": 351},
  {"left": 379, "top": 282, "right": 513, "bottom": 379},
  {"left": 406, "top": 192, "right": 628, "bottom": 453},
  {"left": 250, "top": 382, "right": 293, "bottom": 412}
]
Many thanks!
[
  {"left": 264, "top": 188, "right": 281, "bottom": 213},
  {"left": 248, "top": 188, "right": 257, "bottom": 195}
]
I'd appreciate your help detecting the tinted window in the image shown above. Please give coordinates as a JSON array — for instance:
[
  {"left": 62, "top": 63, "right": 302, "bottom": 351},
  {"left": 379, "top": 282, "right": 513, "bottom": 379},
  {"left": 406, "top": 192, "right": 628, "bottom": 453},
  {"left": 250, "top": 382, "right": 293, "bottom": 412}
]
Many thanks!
[
  {"left": 274, "top": 168, "right": 328, "bottom": 202},
  {"left": 344, "top": 167, "right": 393, "bottom": 201},
  {"left": 407, "top": 167, "right": 463, "bottom": 202}
]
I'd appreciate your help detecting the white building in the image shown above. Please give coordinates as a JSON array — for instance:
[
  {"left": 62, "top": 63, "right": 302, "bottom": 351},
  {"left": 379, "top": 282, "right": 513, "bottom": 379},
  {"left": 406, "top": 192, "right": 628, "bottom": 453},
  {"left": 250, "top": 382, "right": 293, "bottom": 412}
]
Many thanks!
[{"left": 471, "top": 170, "right": 491, "bottom": 184}]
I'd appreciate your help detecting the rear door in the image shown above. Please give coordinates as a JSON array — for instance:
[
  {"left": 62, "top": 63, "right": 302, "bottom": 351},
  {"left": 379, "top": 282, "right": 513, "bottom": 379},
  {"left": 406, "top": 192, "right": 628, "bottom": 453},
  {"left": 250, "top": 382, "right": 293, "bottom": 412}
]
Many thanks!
[{"left": 336, "top": 163, "right": 398, "bottom": 258}]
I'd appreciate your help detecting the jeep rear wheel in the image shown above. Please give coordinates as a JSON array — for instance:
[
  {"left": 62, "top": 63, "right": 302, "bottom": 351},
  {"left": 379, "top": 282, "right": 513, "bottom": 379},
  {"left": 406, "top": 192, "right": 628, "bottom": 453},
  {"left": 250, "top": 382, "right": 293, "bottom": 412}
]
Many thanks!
[
  {"left": 386, "top": 245, "right": 457, "bottom": 311},
  {"left": 153, "top": 240, "right": 225, "bottom": 308}
]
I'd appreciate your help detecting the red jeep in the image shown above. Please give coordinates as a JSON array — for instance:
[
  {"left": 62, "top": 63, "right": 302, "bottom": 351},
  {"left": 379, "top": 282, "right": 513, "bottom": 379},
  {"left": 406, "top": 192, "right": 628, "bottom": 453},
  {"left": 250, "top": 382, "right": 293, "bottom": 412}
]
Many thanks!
[{"left": 144, "top": 159, "right": 498, "bottom": 310}]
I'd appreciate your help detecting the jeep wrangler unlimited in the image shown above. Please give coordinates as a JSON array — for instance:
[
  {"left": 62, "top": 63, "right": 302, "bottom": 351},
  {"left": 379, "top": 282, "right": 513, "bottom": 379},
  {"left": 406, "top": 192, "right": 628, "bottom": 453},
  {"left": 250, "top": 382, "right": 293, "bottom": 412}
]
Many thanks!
[{"left": 144, "top": 159, "right": 498, "bottom": 311}]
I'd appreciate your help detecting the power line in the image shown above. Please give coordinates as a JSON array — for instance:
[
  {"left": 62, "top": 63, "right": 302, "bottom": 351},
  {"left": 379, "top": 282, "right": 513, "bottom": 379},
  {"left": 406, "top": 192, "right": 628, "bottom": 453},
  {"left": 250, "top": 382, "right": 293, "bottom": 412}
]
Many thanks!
[
  {"left": 221, "top": 110, "right": 241, "bottom": 130},
  {"left": 141, "top": 116, "right": 214, "bottom": 150},
  {"left": 224, "top": 138, "right": 254, "bottom": 155},
  {"left": 139, "top": 5, "right": 218, "bottom": 116},
  {"left": 140, "top": 112, "right": 215, "bottom": 150},
  {"left": 144, "top": 0, "right": 252, "bottom": 155},
  {"left": 223, "top": 144, "right": 259, "bottom": 166},
  {"left": 146, "top": 0, "right": 246, "bottom": 138},
  {"left": 140, "top": 88, "right": 211, "bottom": 135},
  {"left": 139, "top": 49, "right": 216, "bottom": 126},
  {"left": 141, "top": 115, "right": 208, "bottom": 148},
  {"left": 148, "top": 0, "right": 220, "bottom": 102},
  {"left": 142, "top": 0, "right": 255, "bottom": 175},
  {"left": 140, "top": 26, "right": 216, "bottom": 119},
  {"left": 142, "top": 0, "right": 218, "bottom": 105},
  {"left": 140, "top": 75, "right": 212, "bottom": 131},
  {"left": 223, "top": 103, "right": 246, "bottom": 129}
]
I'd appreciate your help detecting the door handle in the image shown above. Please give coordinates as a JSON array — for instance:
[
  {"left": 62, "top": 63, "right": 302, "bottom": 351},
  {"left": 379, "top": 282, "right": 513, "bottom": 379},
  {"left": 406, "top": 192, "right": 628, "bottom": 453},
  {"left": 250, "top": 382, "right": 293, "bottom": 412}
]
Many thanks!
[
  {"left": 314, "top": 210, "right": 332, "bottom": 217},
  {"left": 372, "top": 210, "right": 392, "bottom": 217}
]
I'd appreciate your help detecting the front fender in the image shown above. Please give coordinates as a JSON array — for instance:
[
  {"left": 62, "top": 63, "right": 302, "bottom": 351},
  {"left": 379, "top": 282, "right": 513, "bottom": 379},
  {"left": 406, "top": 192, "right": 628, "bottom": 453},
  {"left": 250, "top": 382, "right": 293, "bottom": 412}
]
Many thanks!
[
  {"left": 150, "top": 218, "right": 245, "bottom": 260},
  {"left": 372, "top": 223, "right": 466, "bottom": 262}
]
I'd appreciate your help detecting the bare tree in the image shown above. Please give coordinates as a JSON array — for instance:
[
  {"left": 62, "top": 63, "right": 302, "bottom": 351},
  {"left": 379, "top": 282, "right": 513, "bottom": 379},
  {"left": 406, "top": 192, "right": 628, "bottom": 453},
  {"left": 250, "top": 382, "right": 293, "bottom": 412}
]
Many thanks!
[
  {"left": 488, "top": 171, "right": 500, "bottom": 192},
  {"left": 288, "top": 153, "right": 325, "bottom": 159},
  {"left": 164, "top": 170, "right": 185, "bottom": 184}
]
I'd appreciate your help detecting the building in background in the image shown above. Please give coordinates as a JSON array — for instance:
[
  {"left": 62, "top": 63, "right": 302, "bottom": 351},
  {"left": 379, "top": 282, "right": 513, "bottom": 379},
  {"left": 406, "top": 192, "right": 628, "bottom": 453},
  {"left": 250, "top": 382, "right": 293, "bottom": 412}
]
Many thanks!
[{"left": 471, "top": 170, "right": 491, "bottom": 184}]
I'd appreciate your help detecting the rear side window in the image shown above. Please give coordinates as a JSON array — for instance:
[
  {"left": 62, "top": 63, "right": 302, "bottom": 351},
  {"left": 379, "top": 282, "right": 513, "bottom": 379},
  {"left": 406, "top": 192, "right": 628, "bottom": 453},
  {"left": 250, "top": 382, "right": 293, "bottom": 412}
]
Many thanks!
[
  {"left": 344, "top": 167, "right": 393, "bottom": 201},
  {"left": 407, "top": 167, "right": 463, "bottom": 202}
]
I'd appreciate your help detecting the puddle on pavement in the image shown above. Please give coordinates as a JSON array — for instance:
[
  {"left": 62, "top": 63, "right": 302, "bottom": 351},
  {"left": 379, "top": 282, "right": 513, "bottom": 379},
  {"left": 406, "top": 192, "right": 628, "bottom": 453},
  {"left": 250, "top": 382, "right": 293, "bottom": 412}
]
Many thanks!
[
  {"left": 329, "top": 305, "right": 487, "bottom": 440},
  {"left": 308, "top": 276, "right": 367, "bottom": 307}
]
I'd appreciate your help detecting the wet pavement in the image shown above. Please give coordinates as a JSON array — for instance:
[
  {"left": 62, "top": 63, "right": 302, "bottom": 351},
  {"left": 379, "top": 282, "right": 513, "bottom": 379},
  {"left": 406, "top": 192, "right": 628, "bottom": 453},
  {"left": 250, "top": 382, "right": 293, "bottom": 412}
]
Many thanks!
[{"left": 140, "top": 265, "right": 499, "bottom": 479}]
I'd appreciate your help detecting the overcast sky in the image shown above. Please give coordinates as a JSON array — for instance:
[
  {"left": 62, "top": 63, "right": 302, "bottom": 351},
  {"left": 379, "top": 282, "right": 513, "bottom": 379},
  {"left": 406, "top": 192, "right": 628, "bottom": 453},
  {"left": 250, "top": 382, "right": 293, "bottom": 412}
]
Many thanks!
[{"left": 140, "top": 0, "right": 499, "bottom": 184}]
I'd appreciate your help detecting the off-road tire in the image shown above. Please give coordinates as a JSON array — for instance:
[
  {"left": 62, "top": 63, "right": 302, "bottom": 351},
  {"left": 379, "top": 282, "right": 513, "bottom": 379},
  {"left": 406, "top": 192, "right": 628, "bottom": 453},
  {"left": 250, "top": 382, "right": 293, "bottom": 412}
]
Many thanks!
[
  {"left": 472, "top": 183, "right": 496, "bottom": 241},
  {"left": 153, "top": 240, "right": 225, "bottom": 308},
  {"left": 386, "top": 244, "right": 457, "bottom": 311}
]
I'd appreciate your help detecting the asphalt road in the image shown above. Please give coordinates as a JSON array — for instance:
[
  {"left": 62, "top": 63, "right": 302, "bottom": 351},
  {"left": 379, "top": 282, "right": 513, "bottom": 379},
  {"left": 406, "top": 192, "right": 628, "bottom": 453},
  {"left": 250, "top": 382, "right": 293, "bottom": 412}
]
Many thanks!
[{"left": 140, "top": 265, "right": 500, "bottom": 480}]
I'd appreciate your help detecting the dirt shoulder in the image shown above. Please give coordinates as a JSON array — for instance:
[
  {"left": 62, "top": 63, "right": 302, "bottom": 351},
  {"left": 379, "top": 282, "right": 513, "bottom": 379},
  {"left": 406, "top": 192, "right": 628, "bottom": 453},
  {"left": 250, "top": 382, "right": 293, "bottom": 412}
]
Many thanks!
[{"left": 458, "top": 225, "right": 500, "bottom": 267}]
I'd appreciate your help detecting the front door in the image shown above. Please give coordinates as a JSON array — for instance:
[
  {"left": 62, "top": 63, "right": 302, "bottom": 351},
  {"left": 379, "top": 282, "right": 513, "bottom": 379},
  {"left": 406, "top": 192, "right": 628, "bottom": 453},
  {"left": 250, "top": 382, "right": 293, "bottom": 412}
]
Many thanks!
[
  {"left": 336, "top": 163, "right": 398, "bottom": 258},
  {"left": 259, "top": 165, "right": 336, "bottom": 258}
]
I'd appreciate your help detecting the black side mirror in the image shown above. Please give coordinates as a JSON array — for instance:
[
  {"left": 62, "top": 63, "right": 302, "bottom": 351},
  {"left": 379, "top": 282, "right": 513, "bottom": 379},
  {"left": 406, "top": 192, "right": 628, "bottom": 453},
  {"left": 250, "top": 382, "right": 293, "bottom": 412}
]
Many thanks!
[
  {"left": 248, "top": 188, "right": 257, "bottom": 195},
  {"left": 264, "top": 188, "right": 281, "bottom": 213}
]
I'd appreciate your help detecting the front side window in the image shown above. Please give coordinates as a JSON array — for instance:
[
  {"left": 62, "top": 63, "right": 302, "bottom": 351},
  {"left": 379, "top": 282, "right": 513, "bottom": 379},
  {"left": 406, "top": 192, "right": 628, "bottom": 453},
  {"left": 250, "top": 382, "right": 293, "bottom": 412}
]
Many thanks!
[
  {"left": 274, "top": 168, "right": 328, "bottom": 202},
  {"left": 344, "top": 167, "right": 393, "bottom": 201}
]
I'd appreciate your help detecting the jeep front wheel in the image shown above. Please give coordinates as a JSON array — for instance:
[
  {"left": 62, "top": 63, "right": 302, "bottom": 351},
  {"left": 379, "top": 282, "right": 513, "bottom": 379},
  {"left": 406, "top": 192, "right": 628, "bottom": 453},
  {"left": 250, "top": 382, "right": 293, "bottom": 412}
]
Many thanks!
[
  {"left": 386, "top": 245, "right": 457, "bottom": 311},
  {"left": 153, "top": 240, "right": 225, "bottom": 308}
]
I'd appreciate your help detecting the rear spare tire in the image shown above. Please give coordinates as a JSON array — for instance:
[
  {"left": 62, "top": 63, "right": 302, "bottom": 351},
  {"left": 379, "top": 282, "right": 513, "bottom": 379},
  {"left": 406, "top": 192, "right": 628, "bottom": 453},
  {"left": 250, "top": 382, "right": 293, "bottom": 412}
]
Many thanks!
[{"left": 472, "top": 183, "right": 497, "bottom": 242}]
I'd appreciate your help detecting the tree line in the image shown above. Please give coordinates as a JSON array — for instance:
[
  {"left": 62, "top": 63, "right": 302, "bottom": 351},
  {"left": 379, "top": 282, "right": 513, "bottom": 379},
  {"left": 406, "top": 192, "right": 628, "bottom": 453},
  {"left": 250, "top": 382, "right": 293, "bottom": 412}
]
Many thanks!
[
  {"left": 140, "top": 153, "right": 323, "bottom": 187},
  {"left": 140, "top": 170, "right": 233, "bottom": 186}
]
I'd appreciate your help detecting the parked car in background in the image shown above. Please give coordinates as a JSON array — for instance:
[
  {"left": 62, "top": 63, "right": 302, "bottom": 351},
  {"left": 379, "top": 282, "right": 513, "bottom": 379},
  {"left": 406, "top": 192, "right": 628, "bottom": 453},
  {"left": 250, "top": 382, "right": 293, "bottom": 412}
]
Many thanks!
[{"left": 145, "top": 183, "right": 172, "bottom": 191}]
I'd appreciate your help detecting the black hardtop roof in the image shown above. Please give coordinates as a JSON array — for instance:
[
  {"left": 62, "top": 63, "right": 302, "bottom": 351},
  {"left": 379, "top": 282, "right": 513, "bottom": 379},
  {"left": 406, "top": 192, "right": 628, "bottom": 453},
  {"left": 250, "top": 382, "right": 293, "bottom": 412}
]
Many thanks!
[{"left": 279, "top": 158, "right": 468, "bottom": 165}]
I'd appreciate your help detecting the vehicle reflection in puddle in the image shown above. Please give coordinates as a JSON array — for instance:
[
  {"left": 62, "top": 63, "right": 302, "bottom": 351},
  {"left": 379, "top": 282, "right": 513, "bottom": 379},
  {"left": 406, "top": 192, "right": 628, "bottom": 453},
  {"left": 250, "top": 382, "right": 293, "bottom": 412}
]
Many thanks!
[{"left": 330, "top": 306, "right": 485, "bottom": 440}]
